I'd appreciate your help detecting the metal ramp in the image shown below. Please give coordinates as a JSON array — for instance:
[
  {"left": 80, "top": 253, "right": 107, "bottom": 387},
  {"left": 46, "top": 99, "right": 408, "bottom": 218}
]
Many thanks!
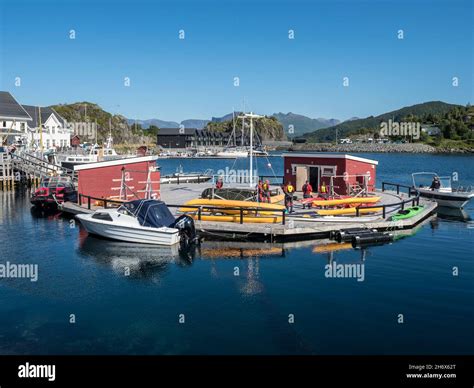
[{"left": 10, "top": 152, "right": 78, "bottom": 183}]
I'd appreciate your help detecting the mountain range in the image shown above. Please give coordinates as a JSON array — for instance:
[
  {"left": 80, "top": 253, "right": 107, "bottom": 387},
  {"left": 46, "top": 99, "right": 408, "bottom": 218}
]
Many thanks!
[{"left": 128, "top": 112, "right": 341, "bottom": 136}]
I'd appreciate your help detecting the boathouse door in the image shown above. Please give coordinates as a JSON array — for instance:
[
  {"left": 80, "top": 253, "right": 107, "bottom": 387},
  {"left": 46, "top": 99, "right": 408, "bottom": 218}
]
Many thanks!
[
  {"left": 309, "top": 166, "right": 319, "bottom": 191},
  {"left": 295, "top": 166, "right": 308, "bottom": 189}
]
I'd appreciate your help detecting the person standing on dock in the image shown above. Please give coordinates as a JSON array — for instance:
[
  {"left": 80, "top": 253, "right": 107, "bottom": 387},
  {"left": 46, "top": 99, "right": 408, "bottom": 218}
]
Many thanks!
[
  {"left": 257, "top": 180, "right": 264, "bottom": 202},
  {"left": 302, "top": 180, "right": 313, "bottom": 209},
  {"left": 262, "top": 180, "right": 271, "bottom": 203},
  {"left": 319, "top": 181, "right": 328, "bottom": 199},
  {"left": 283, "top": 182, "right": 295, "bottom": 213}
]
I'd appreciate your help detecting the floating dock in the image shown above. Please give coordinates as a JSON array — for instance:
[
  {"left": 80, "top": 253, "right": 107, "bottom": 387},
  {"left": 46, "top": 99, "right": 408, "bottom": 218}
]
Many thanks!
[{"left": 60, "top": 181, "right": 437, "bottom": 242}]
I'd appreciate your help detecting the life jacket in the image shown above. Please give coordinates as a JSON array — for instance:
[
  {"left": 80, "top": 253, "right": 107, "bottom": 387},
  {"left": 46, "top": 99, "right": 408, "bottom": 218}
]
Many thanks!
[
  {"left": 262, "top": 182, "right": 269, "bottom": 191},
  {"left": 303, "top": 184, "right": 312, "bottom": 194},
  {"left": 320, "top": 183, "right": 327, "bottom": 193},
  {"left": 287, "top": 184, "right": 294, "bottom": 193}
]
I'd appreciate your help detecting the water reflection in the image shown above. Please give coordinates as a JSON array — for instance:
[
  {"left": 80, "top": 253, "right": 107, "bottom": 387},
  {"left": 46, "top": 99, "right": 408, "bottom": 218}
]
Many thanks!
[
  {"left": 77, "top": 234, "right": 191, "bottom": 281},
  {"left": 436, "top": 206, "right": 471, "bottom": 222}
]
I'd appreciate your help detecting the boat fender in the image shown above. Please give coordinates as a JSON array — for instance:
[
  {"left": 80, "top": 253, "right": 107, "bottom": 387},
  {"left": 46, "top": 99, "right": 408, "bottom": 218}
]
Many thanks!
[{"left": 351, "top": 232, "right": 393, "bottom": 248}]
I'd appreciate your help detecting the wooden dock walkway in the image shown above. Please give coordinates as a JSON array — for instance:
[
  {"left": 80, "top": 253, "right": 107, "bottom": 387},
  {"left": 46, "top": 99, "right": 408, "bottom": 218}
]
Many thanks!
[{"left": 60, "top": 182, "right": 437, "bottom": 242}]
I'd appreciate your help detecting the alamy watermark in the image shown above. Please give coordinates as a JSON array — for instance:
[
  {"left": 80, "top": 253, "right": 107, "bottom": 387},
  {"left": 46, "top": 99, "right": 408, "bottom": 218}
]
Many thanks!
[
  {"left": 216, "top": 167, "right": 258, "bottom": 184},
  {"left": 380, "top": 119, "right": 420, "bottom": 140},
  {"left": 0, "top": 262, "right": 38, "bottom": 282},
  {"left": 325, "top": 261, "right": 365, "bottom": 282},
  {"left": 64, "top": 120, "right": 97, "bottom": 141}
]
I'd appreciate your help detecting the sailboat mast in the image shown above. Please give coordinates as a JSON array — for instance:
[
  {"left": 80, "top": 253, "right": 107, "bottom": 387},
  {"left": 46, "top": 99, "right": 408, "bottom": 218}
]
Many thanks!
[
  {"left": 38, "top": 106, "right": 43, "bottom": 153},
  {"left": 249, "top": 115, "right": 253, "bottom": 187}
]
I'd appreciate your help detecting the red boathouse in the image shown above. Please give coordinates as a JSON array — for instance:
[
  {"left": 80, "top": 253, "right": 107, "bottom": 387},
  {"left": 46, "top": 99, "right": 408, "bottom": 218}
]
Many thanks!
[
  {"left": 282, "top": 153, "right": 378, "bottom": 196},
  {"left": 74, "top": 156, "right": 161, "bottom": 204}
]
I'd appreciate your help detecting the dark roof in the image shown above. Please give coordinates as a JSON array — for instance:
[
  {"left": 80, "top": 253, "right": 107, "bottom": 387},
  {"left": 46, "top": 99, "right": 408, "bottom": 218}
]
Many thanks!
[
  {"left": 0, "top": 91, "right": 32, "bottom": 121},
  {"left": 22, "top": 105, "right": 66, "bottom": 129},
  {"left": 157, "top": 127, "right": 198, "bottom": 136}
]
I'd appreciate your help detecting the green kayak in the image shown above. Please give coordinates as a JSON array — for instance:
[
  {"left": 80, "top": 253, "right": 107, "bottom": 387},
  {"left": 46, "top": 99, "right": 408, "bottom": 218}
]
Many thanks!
[{"left": 391, "top": 205, "right": 425, "bottom": 221}]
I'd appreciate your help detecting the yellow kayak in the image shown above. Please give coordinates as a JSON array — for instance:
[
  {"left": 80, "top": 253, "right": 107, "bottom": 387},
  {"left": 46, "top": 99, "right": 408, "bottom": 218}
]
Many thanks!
[
  {"left": 311, "top": 196, "right": 380, "bottom": 207},
  {"left": 180, "top": 198, "right": 285, "bottom": 213},
  {"left": 269, "top": 193, "right": 285, "bottom": 204},
  {"left": 317, "top": 207, "right": 383, "bottom": 215},
  {"left": 191, "top": 214, "right": 283, "bottom": 223}
]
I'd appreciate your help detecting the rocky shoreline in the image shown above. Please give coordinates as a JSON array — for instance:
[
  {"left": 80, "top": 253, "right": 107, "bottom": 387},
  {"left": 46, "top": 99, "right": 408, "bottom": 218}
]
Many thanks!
[{"left": 287, "top": 143, "right": 474, "bottom": 154}]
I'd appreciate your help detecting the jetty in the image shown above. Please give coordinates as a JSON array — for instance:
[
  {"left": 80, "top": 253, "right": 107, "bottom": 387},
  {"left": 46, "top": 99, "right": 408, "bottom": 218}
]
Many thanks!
[
  {"left": 0, "top": 150, "right": 77, "bottom": 189},
  {"left": 60, "top": 181, "right": 437, "bottom": 242}
]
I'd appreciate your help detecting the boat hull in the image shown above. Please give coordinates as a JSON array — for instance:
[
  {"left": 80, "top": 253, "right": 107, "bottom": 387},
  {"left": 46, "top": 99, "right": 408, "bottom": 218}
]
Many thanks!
[
  {"left": 417, "top": 189, "right": 473, "bottom": 208},
  {"left": 77, "top": 214, "right": 180, "bottom": 245}
]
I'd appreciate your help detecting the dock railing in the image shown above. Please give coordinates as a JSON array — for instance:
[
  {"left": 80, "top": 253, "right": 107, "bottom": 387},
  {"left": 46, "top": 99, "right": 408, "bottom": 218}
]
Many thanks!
[
  {"left": 77, "top": 194, "right": 287, "bottom": 225},
  {"left": 358, "top": 181, "right": 420, "bottom": 218}
]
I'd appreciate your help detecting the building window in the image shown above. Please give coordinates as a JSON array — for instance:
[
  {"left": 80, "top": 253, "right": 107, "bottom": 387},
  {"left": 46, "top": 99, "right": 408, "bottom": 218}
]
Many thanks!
[
  {"left": 20, "top": 123, "right": 25, "bottom": 131},
  {"left": 321, "top": 166, "right": 336, "bottom": 176},
  {"left": 52, "top": 139, "right": 56, "bottom": 147},
  {"left": 46, "top": 140, "right": 50, "bottom": 148},
  {"left": 2, "top": 121, "right": 5, "bottom": 128}
]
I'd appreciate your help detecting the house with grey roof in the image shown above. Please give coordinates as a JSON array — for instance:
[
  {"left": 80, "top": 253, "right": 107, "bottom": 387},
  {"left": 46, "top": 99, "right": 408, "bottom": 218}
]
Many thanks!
[
  {"left": 0, "top": 91, "right": 32, "bottom": 143},
  {"left": 22, "top": 105, "right": 71, "bottom": 149}
]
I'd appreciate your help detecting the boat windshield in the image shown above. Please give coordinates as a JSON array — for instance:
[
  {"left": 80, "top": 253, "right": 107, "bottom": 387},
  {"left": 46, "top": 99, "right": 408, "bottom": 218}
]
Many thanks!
[
  {"left": 40, "top": 176, "right": 73, "bottom": 189},
  {"left": 412, "top": 172, "right": 451, "bottom": 190}
]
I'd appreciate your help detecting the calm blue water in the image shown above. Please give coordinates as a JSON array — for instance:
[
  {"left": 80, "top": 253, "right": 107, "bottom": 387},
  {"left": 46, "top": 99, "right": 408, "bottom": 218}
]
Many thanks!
[{"left": 0, "top": 153, "right": 473, "bottom": 355}]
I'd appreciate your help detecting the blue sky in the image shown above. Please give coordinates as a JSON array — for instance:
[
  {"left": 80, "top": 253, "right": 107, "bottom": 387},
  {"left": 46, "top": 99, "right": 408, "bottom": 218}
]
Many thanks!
[{"left": 0, "top": 0, "right": 472, "bottom": 122}]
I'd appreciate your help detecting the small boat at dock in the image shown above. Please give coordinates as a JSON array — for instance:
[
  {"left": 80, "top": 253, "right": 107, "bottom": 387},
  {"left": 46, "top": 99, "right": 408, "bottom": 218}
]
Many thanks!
[
  {"left": 76, "top": 199, "right": 198, "bottom": 246},
  {"left": 412, "top": 172, "right": 474, "bottom": 209},
  {"left": 30, "top": 176, "right": 77, "bottom": 209},
  {"left": 160, "top": 166, "right": 213, "bottom": 184}
]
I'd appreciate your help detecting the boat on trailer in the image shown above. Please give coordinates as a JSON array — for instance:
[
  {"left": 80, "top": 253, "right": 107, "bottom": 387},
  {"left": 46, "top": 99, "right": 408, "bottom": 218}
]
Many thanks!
[
  {"left": 76, "top": 199, "right": 198, "bottom": 246},
  {"left": 412, "top": 172, "right": 474, "bottom": 209}
]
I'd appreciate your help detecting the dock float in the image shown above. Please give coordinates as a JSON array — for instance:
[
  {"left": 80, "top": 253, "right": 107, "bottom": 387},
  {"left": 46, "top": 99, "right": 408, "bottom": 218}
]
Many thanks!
[{"left": 60, "top": 182, "right": 438, "bottom": 243}]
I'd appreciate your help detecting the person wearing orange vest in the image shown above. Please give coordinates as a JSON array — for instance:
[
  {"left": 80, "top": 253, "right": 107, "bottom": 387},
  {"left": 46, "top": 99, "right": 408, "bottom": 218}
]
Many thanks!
[
  {"left": 302, "top": 180, "right": 313, "bottom": 209},
  {"left": 283, "top": 182, "right": 295, "bottom": 213}
]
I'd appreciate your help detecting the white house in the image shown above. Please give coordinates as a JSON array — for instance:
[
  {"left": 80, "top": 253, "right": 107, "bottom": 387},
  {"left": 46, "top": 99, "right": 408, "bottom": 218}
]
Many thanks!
[
  {"left": 421, "top": 124, "right": 441, "bottom": 136},
  {"left": 0, "top": 91, "right": 32, "bottom": 145},
  {"left": 22, "top": 105, "right": 71, "bottom": 149}
]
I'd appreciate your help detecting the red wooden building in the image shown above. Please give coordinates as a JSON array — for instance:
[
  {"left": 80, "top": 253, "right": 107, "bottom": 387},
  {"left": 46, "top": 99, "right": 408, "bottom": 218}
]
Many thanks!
[
  {"left": 70, "top": 135, "right": 81, "bottom": 147},
  {"left": 282, "top": 153, "right": 378, "bottom": 196},
  {"left": 75, "top": 156, "right": 161, "bottom": 203}
]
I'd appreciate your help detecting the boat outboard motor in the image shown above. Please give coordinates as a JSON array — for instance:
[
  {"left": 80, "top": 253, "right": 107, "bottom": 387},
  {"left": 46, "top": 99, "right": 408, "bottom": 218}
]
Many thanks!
[{"left": 173, "top": 215, "right": 199, "bottom": 247}]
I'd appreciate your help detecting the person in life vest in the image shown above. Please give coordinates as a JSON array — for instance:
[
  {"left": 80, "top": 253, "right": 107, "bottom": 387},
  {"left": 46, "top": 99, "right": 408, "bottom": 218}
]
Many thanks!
[
  {"left": 283, "top": 182, "right": 295, "bottom": 213},
  {"left": 302, "top": 180, "right": 313, "bottom": 209},
  {"left": 319, "top": 180, "right": 328, "bottom": 199},
  {"left": 257, "top": 180, "right": 264, "bottom": 202},
  {"left": 262, "top": 180, "right": 271, "bottom": 203},
  {"left": 216, "top": 176, "right": 224, "bottom": 189}
]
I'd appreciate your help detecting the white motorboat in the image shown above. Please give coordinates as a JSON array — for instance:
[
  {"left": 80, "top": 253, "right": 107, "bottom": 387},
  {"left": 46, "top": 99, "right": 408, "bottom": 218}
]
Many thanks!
[
  {"left": 59, "top": 133, "right": 120, "bottom": 169},
  {"left": 76, "top": 199, "right": 197, "bottom": 246},
  {"left": 412, "top": 172, "right": 474, "bottom": 208},
  {"left": 160, "top": 165, "right": 213, "bottom": 184},
  {"left": 216, "top": 146, "right": 248, "bottom": 158}
]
